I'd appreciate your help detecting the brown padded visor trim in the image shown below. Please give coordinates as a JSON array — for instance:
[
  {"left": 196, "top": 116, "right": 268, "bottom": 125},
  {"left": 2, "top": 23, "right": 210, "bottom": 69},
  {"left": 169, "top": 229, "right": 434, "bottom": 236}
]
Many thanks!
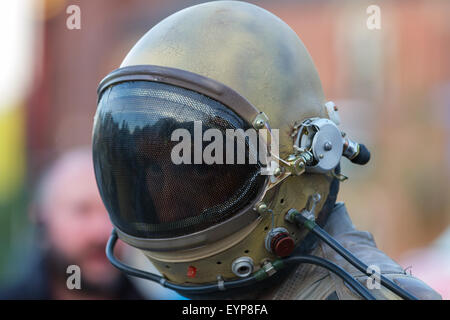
[{"left": 97, "top": 65, "right": 261, "bottom": 124}]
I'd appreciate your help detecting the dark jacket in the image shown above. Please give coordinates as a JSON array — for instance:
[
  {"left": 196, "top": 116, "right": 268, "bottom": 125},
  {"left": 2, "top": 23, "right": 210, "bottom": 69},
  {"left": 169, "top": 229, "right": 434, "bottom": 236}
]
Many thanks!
[{"left": 0, "top": 250, "right": 145, "bottom": 300}]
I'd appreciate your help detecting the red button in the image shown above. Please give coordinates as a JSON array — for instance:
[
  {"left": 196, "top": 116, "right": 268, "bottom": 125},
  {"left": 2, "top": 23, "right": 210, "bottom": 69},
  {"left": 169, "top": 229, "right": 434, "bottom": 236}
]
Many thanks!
[
  {"left": 187, "top": 266, "right": 197, "bottom": 278},
  {"left": 271, "top": 233, "right": 295, "bottom": 257}
]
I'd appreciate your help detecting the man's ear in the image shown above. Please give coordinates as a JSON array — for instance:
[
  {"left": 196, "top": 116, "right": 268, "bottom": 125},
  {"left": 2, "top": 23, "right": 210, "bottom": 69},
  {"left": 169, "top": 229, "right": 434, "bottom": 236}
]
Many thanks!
[{"left": 29, "top": 201, "right": 51, "bottom": 248}]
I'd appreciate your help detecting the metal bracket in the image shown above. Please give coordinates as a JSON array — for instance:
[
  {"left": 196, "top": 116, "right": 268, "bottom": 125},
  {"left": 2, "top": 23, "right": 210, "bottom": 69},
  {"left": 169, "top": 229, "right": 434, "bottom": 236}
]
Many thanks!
[
  {"left": 331, "top": 170, "right": 348, "bottom": 182},
  {"left": 217, "top": 275, "right": 225, "bottom": 291},
  {"left": 252, "top": 112, "right": 269, "bottom": 130}
]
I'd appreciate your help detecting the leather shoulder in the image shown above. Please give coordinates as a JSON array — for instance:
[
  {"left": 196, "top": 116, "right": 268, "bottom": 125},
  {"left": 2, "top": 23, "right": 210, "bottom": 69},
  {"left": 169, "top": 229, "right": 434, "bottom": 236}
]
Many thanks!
[{"left": 390, "top": 275, "right": 442, "bottom": 300}]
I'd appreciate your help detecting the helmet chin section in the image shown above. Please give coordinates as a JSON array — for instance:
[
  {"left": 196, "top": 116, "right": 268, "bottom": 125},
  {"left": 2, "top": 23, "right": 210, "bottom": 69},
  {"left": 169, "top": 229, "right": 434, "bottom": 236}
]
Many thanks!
[{"left": 130, "top": 172, "right": 331, "bottom": 285}]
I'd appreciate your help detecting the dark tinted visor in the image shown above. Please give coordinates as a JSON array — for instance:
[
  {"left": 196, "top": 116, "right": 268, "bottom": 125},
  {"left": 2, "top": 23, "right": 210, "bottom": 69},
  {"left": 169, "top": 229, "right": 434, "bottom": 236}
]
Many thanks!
[{"left": 93, "top": 81, "right": 266, "bottom": 238}]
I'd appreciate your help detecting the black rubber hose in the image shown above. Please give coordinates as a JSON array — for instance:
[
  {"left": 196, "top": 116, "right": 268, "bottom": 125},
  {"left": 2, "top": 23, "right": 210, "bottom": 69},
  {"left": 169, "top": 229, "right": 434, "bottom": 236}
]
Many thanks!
[
  {"left": 351, "top": 143, "right": 370, "bottom": 165},
  {"left": 106, "top": 230, "right": 257, "bottom": 294},
  {"left": 107, "top": 231, "right": 164, "bottom": 282},
  {"left": 283, "top": 255, "right": 376, "bottom": 300},
  {"left": 293, "top": 214, "right": 418, "bottom": 300}
]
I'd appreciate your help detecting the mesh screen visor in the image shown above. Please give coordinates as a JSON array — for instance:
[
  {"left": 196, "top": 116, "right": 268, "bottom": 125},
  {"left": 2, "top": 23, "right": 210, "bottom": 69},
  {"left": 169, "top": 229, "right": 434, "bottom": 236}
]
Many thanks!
[{"left": 94, "top": 66, "right": 268, "bottom": 248}]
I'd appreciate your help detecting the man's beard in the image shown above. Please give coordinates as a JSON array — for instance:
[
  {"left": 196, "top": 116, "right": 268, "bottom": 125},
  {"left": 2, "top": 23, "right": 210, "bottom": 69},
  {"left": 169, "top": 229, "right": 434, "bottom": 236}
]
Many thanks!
[{"left": 44, "top": 243, "right": 123, "bottom": 298}]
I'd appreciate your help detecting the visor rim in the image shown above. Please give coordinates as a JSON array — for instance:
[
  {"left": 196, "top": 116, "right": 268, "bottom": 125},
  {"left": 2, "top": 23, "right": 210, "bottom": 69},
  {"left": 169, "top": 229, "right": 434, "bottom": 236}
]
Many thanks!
[{"left": 97, "top": 64, "right": 261, "bottom": 126}]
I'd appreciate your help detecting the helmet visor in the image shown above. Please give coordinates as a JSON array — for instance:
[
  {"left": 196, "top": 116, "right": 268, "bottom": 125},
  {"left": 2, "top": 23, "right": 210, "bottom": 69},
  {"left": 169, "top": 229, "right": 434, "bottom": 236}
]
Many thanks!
[{"left": 93, "top": 81, "right": 266, "bottom": 239}]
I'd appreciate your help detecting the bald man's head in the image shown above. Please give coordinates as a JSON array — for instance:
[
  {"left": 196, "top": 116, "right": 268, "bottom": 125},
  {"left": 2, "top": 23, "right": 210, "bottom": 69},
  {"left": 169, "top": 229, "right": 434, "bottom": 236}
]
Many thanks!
[
  {"left": 36, "top": 147, "right": 93, "bottom": 213},
  {"left": 34, "top": 147, "right": 121, "bottom": 292}
]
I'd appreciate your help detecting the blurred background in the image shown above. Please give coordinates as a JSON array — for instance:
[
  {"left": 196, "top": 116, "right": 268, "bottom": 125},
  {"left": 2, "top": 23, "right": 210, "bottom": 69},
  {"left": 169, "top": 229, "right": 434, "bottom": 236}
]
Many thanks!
[{"left": 0, "top": 0, "right": 449, "bottom": 298}]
